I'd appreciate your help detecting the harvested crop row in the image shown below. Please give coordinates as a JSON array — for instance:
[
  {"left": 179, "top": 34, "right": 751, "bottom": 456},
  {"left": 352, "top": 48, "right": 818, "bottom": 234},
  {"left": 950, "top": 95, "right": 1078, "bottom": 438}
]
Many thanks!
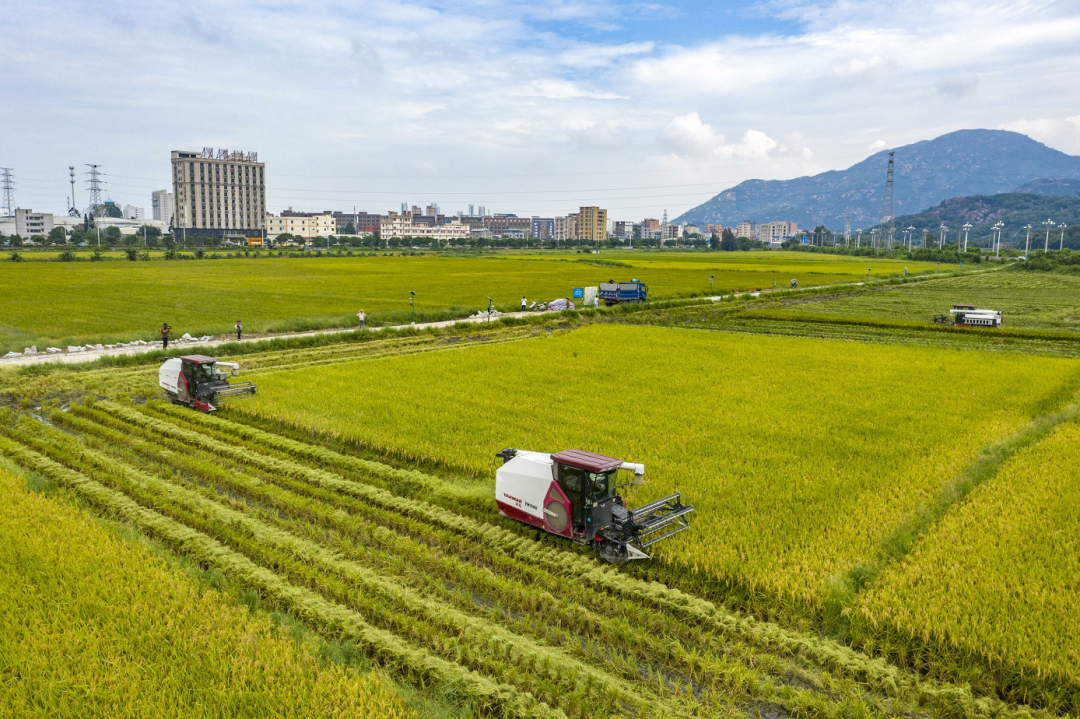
[
  {"left": 0, "top": 463, "right": 420, "bottom": 719},
  {"left": 0, "top": 431, "right": 558, "bottom": 719}
]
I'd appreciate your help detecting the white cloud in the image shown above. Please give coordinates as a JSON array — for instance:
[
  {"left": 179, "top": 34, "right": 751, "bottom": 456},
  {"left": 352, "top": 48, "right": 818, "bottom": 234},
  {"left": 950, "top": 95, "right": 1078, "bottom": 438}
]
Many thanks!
[
  {"left": 2, "top": 0, "right": 1080, "bottom": 221},
  {"left": 1001, "top": 116, "right": 1080, "bottom": 154},
  {"left": 868, "top": 139, "right": 887, "bottom": 152}
]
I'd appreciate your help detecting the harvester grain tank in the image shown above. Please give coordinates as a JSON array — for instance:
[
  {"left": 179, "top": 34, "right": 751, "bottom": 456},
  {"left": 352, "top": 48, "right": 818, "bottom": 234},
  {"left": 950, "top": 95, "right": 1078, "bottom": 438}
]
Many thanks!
[
  {"left": 159, "top": 355, "right": 256, "bottom": 412},
  {"left": 495, "top": 448, "right": 692, "bottom": 562}
]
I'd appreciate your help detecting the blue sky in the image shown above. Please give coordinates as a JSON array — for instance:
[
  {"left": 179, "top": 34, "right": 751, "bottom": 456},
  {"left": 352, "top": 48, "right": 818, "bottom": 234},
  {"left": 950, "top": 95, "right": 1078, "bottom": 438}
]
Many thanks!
[{"left": 2, "top": 0, "right": 1079, "bottom": 219}]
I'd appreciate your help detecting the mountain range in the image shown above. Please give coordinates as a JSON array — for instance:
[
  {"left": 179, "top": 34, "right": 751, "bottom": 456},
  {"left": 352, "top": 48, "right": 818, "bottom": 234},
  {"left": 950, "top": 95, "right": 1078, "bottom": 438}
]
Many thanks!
[{"left": 674, "top": 130, "right": 1080, "bottom": 232}]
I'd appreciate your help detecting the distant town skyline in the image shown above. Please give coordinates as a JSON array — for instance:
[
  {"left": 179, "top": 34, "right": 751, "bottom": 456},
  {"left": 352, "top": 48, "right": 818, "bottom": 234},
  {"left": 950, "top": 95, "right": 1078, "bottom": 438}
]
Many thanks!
[{"left": 3, "top": 0, "right": 1080, "bottom": 218}]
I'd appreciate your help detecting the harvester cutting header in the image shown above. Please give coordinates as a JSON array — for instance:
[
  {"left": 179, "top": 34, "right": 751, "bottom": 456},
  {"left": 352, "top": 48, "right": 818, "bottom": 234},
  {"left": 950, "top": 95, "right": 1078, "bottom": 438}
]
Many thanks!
[
  {"left": 495, "top": 447, "right": 693, "bottom": 562},
  {"left": 159, "top": 355, "right": 256, "bottom": 412}
]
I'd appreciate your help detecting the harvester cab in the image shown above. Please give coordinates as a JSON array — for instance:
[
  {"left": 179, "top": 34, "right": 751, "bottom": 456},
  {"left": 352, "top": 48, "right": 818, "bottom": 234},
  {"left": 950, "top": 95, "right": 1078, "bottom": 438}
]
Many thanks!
[
  {"left": 495, "top": 448, "right": 693, "bottom": 563},
  {"left": 158, "top": 355, "right": 256, "bottom": 412}
]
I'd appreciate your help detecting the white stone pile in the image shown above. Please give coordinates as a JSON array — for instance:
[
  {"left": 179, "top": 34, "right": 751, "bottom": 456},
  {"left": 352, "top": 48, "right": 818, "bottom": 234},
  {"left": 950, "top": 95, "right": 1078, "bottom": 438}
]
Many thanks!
[
  {"left": 1, "top": 333, "right": 216, "bottom": 361},
  {"left": 468, "top": 309, "right": 505, "bottom": 320}
]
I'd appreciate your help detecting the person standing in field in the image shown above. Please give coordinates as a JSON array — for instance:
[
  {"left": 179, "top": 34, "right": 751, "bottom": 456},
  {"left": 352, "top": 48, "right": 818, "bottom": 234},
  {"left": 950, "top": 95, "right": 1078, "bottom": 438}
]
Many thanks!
[
  {"left": 357, "top": 310, "right": 366, "bottom": 329},
  {"left": 160, "top": 323, "right": 171, "bottom": 349},
  {"left": 521, "top": 296, "right": 527, "bottom": 311},
  {"left": 235, "top": 320, "right": 242, "bottom": 341}
]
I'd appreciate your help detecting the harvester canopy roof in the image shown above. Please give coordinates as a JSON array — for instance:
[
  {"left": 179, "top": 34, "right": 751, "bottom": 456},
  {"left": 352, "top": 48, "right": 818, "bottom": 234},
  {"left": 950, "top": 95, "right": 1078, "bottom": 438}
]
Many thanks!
[
  {"left": 551, "top": 449, "right": 622, "bottom": 473},
  {"left": 180, "top": 355, "right": 218, "bottom": 364}
]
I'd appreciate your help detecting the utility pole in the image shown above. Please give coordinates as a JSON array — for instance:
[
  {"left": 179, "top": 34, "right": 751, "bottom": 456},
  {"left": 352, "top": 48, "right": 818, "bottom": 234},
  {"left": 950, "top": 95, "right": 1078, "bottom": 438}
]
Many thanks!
[
  {"left": 906, "top": 225, "right": 916, "bottom": 250},
  {"left": 0, "top": 167, "right": 14, "bottom": 217},
  {"left": 1023, "top": 224, "right": 1032, "bottom": 255},
  {"left": 962, "top": 223, "right": 972, "bottom": 252},
  {"left": 1061, "top": 224, "right": 1067, "bottom": 251},
  {"left": 939, "top": 223, "right": 947, "bottom": 249},
  {"left": 856, "top": 229, "right": 862, "bottom": 248},
  {"left": 993, "top": 221, "right": 1004, "bottom": 259},
  {"left": 879, "top": 151, "right": 895, "bottom": 251},
  {"left": 68, "top": 166, "right": 81, "bottom": 217},
  {"left": 845, "top": 210, "right": 851, "bottom": 246},
  {"left": 1044, "top": 218, "right": 1054, "bottom": 252}
]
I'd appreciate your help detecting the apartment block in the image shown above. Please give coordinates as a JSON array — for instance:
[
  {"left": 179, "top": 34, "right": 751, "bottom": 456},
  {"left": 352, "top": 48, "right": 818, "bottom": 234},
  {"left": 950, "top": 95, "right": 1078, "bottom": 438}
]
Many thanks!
[
  {"left": 151, "top": 190, "right": 175, "bottom": 227},
  {"left": 379, "top": 213, "right": 470, "bottom": 242},
  {"left": 735, "top": 221, "right": 757, "bottom": 239},
  {"left": 14, "top": 208, "right": 53, "bottom": 237},
  {"left": 265, "top": 212, "right": 336, "bottom": 239},
  {"left": 758, "top": 221, "right": 798, "bottom": 244},
  {"left": 123, "top": 204, "right": 145, "bottom": 221},
  {"left": 578, "top": 207, "right": 607, "bottom": 243},
  {"left": 171, "top": 148, "right": 266, "bottom": 238}
]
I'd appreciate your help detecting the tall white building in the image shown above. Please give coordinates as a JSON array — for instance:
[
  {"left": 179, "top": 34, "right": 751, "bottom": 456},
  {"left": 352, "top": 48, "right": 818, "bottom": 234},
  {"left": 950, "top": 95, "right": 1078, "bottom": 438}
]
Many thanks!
[
  {"left": 759, "top": 221, "right": 798, "bottom": 244},
  {"left": 123, "top": 204, "right": 145, "bottom": 220},
  {"left": 151, "top": 190, "right": 175, "bottom": 228}
]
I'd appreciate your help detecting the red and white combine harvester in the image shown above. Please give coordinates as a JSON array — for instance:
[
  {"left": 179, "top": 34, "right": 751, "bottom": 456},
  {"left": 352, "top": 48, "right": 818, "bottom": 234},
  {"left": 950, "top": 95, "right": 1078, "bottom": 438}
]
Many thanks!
[
  {"left": 495, "top": 447, "right": 693, "bottom": 562},
  {"left": 159, "top": 355, "right": 256, "bottom": 412}
]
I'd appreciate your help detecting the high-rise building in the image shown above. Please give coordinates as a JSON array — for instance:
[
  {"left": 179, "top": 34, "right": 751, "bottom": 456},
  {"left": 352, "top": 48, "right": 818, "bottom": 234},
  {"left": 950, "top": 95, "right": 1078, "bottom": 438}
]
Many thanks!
[
  {"left": 578, "top": 207, "right": 607, "bottom": 244},
  {"left": 151, "top": 190, "right": 175, "bottom": 227},
  {"left": 123, "top": 204, "right": 145, "bottom": 220},
  {"left": 171, "top": 148, "right": 265, "bottom": 239}
]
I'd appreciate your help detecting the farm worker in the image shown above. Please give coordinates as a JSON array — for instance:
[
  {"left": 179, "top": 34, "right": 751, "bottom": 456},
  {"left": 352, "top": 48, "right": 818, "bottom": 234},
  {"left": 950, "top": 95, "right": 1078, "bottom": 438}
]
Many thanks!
[
  {"left": 160, "top": 323, "right": 171, "bottom": 349},
  {"left": 903, "top": 267, "right": 908, "bottom": 277},
  {"left": 521, "top": 296, "right": 527, "bottom": 311},
  {"left": 235, "top": 320, "right": 242, "bottom": 341},
  {"left": 790, "top": 278, "right": 798, "bottom": 290},
  {"left": 593, "top": 294, "right": 599, "bottom": 309},
  {"left": 357, "top": 310, "right": 366, "bottom": 329}
]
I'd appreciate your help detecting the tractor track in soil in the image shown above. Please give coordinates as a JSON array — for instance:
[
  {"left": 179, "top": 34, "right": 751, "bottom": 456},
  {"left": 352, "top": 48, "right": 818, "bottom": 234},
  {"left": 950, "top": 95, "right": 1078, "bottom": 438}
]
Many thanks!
[{"left": 0, "top": 397, "right": 1052, "bottom": 719}]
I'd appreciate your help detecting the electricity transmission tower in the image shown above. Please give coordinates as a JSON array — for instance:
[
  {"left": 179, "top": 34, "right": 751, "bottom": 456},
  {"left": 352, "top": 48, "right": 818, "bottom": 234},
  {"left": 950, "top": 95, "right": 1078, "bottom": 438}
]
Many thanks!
[
  {"left": 85, "top": 164, "right": 106, "bottom": 217},
  {"left": 1, "top": 167, "right": 14, "bottom": 217},
  {"left": 68, "top": 166, "right": 81, "bottom": 217},
  {"left": 879, "top": 151, "right": 895, "bottom": 250}
]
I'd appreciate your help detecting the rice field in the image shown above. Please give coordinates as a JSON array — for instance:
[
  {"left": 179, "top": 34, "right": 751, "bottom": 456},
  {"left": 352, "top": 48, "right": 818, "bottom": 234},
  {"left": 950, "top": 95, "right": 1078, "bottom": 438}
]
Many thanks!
[
  {"left": 0, "top": 462, "right": 418, "bottom": 719},
  {"left": 852, "top": 418, "right": 1080, "bottom": 711},
  {"left": 0, "top": 399, "right": 1021, "bottom": 719},
  {"left": 756, "top": 269, "right": 1080, "bottom": 330},
  {"left": 234, "top": 324, "right": 1080, "bottom": 611},
  {"left": 0, "top": 251, "right": 941, "bottom": 353}
]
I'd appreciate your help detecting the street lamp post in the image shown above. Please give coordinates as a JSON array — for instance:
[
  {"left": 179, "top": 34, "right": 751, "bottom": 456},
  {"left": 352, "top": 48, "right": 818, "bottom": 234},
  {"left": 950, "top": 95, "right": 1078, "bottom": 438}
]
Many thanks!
[
  {"left": 1044, "top": 219, "right": 1055, "bottom": 252},
  {"left": 709, "top": 274, "right": 714, "bottom": 294},
  {"left": 409, "top": 290, "right": 416, "bottom": 322},
  {"left": 905, "top": 226, "right": 915, "bottom": 250},
  {"left": 487, "top": 296, "right": 493, "bottom": 322},
  {"left": 992, "top": 221, "right": 1004, "bottom": 259},
  {"left": 856, "top": 229, "right": 862, "bottom": 248},
  {"left": 962, "top": 223, "right": 972, "bottom": 252},
  {"left": 939, "top": 223, "right": 947, "bottom": 249},
  {"left": 1023, "top": 224, "right": 1033, "bottom": 256},
  {"left": 1060, "top": 224, "right": 1067, "bottom": 251}
]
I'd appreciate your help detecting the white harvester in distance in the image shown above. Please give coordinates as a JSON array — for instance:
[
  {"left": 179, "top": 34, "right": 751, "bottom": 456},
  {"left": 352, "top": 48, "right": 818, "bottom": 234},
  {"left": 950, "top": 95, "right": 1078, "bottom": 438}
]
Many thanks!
[
  {"left": 159, "top": 355, "right": 256, "bottom": 412},
  {"left": 934, "top": 304, "right": 1003, "bottom": 327},
  {"left": 495, "top": 448, "right": 693, "bottom": 562}
]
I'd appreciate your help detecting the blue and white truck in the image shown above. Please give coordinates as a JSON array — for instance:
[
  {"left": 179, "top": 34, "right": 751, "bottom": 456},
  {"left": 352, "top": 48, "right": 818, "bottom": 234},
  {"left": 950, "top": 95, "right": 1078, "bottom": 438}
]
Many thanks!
[{"left": 598, "top": 280, "right": 648, "bottom": 305}]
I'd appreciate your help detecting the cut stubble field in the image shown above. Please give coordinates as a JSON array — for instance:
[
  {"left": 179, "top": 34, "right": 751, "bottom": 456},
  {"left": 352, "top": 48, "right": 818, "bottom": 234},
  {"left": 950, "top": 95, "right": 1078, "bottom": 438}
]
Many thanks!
[{"left": 0, "top": 251, "right": 941, "bottom": 353}]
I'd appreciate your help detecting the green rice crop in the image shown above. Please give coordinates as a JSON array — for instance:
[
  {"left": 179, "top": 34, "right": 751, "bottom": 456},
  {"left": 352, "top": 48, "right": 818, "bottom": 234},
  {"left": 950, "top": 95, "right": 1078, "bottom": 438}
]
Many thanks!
[
  {"left": 754, "top": 269, "right": 1080, "bottom": 331},
  {"left": 235, "top": 324, "right": 1080, "bottom": 613},
  {"left": 0, "top": 464, "right": 419, "bottom": 719},
  {"left": 0, "top": 252, "right": 940, "bottom": 352},
  {"left": 851, "top": 418, "right": 1080, "bottom": 710}
]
